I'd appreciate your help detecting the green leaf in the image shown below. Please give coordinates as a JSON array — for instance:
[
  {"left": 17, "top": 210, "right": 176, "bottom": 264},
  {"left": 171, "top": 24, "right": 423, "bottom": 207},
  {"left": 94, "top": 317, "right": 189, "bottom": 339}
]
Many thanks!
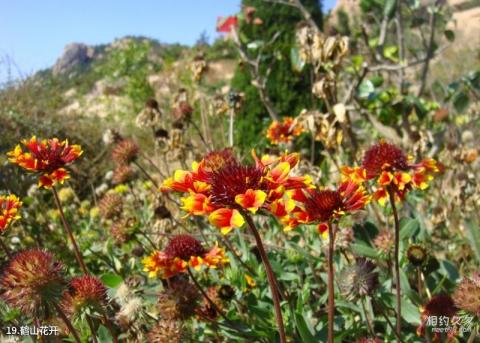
[
  {"left": 295, "top": 312, "right": 316, "bottom": 343},
  {"left": 358, "top": 80, "right": 375, "bottom": 99},
  {"left": 100, "top": 273, "right": 123, "bottom": 288},
  {"left": 401, "top": 299, "right": 421, "bottom": 324},
  {"left": 465, "top": 219, "right": 480, "bottom": 263},
  {"left": 383, "top": 45, "right": 398, "bottom": 62},
  {"left": 98, "top": 325, "right": 112, "bottom": 343},
  {"left": 351, "top": 55, "right": 364, "bottom": 71},
  {"left": 351, "top": 243, "right": 378, "bottom": 258},
  {"left": 384, "top": 0, "right": 397, "bottom": 18},
  {"left": 444, "top": 30, "right": 455, "bottom": 42},
  {"left": 452, "top": 91, "right": 470, "bottom": 113},
  {"left": 290, "top": 47, "right": 305, "bottom": 72},
  {"left": 370, "top": 75, "right": 384, "bottom": 87},
  {"left": 439, "top": 260, "right": 460, "bottom": 283},
  {"left": 400, "top": 218, "right": 419, "bottom": 241}
]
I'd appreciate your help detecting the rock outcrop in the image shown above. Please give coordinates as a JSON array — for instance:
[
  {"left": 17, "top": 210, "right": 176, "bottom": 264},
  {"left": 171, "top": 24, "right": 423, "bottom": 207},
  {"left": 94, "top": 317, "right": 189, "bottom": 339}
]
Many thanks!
[{"left": 53, "top": 43, "right": 95, "bottom": 75}]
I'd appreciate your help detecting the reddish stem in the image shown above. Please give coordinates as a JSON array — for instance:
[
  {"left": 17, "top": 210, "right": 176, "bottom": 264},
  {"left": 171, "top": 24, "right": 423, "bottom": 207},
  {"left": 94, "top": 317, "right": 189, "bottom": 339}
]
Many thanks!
[
  {"left": 388, "top": 187, "right": 402, "bottom": 342},
  {"left": 243, "top": 211, "right": 287, "bottom": 343},
  {"left": 51, "top": 186, "right": 88, "bottom": 274},
  {"left": 327, "top": 222, "right": 335, "bottom": 343}
]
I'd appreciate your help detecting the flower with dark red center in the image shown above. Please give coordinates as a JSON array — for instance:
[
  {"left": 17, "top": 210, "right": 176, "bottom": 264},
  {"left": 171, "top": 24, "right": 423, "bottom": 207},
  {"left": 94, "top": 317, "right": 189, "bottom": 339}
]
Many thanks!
[
  {"left": 164, "top": 235, "right": 206, "bottom": 261},
  {"left": 1, "top": 249, "right": 66, "bottom": 315},
  {"left": 61, "top": 275, "right": 107, "bottom": 317},
  {"left": 453, "top": 272, "right": 480, "bottom": 317},
  {"left": 300, "top": 180, "right": 370, "bottom": 230},
  {"left": 342, "top": 140, "right": 440, "bottom": 206},
  {"left": 362, "top": 141, "right": 409, "bottom": 178},
  {"left": 7, "top": 136, "right": 82, "bottom": 188},
  {"left": 417, "top": 294, "right": 458, "bottom": 340},
  {"left": 266, "top": 117, "right": 304, "bottom": 145},
  {"left": 209, "top": 163, "right": 266, "bottom": 208},
  {"left": 111, "top": 138, "right": 139, "bottom": 165},
  {"left": 142, "top": 235, "right": 228, "bottom": 279},
  {"left": 0, "top": 194, "right": 22, "bottom": 233},
  {"left": 161, "top": 149, "right": 313, "bottom": 233}
]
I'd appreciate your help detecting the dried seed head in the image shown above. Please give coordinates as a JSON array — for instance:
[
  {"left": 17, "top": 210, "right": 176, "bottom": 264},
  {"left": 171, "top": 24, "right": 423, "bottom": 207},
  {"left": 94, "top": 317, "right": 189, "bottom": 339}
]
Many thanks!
[
  {"left": 112, "top": 165, "right": 135, "bottom": 184},
  {"left": 98, "top": 193, "right": 123, "bottom": 220},
  {"left": 111, "top": 139, "right": 139, "bottom": 165},
  {"left": 406, "top": 244, "right": 428, "bottom": 267},
  {"left": 374, "top": 229, "right": 394, "bottom": 254},
  {"left": 147, "top": 319, "right": 184, "bottom": 343},
  {"left": 157, "top": 279, "right": 199, "bottom": 320},
  {"left": 453, "top": 273, "right": 480, "bottom": 317},
  {"left": 218, "top": 285, "right": 235, "bottom": 301},
  {"left": 1, "top": 249, "right": 66, "bottom": 315},
  {"left": 339, "top": 258, "right": 379, "bottom": 300},
  {"left": 60, "top": 275, "right": 107, "bottom": 316}
]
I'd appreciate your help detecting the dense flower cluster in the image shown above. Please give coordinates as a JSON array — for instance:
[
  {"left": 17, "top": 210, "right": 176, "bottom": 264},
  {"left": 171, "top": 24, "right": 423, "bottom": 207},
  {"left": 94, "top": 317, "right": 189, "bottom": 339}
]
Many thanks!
[
  {"left": 142, "top": 235, "right": 229, "bottom": 278},
  {"left": 161, "top": 149, "right": 313, "bottom": 234},
  {"left": 0, "top": 194, "right": 22, "bottom": 232},
  {"left": 341, "top": 141, "right": 440, "bottom": 205},
  {"left": 266, "top": 117, "right": 304, "bottom": 145},
  {"left": 7, "top": 136, "right": 83, "bottom": 188}
]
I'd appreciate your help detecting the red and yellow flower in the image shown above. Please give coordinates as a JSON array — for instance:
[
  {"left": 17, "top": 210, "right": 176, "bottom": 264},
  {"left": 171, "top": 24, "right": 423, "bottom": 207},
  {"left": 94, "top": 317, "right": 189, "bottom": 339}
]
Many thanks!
[
  {"left": 341, "top": 141, "right": 440, "bottom": 205},
  {"left": 266, "top": 117, "right": 304, "bottom": 145},
  {"left": 161, "top": 149, "right": 313, "bottom": 233},
  {"left": 0, "top": 194, "right": 22, "bottom": 232},
  {"left": 142, "top": 235, "right": 228, "bottom": 279},
  {"left": 299, "top": 180, "right": 370, "bottom": 232},
  {"left": 7, "top": 136, "right": 83, "bottom": 188}
]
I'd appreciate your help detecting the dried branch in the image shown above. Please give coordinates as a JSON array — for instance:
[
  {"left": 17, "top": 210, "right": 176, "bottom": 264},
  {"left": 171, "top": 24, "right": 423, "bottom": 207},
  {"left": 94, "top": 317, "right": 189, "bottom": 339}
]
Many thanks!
[
  {"left": 417, "top": 0, "right": 443, "bottom": 96},
  {"left": 230, "top": 28, "right": 280, "bottom": 121},
  {"left": 263, "top": 0, "right": 321, "bottom": 32}
]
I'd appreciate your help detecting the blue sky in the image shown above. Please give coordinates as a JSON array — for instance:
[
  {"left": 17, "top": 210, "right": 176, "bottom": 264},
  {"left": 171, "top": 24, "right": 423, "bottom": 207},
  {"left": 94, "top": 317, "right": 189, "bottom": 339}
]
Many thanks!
[{"left": 0, "top": 0, "right": 335, "bottom": 81}]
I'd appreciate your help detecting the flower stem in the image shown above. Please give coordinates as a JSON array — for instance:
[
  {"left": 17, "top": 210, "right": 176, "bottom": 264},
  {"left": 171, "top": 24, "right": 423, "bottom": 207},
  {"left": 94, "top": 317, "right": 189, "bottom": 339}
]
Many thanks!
[
  {"left": 242, "top": 212, "right": 287, "bottom": 343},
  {"left": 327, "top": 222, "right": 335, "bottom": 343},
  {"left": 133, "top": 160, "right": 159, "bottom": 188},
  {"left": 54, "top": 303, "right": 82, "bottom": 343},
  {"left": 0, "top": 236, "right": 12, "bottom": 259},
  {"left": 388, "top": 187, "right": 401, "bottom": 342},
  {"left": 100, "top": 308, "right": 119, "bottom": 343},
  {"left": 186, "top": 267, "right": 229, "bottom": 323},
  {"left": 86, "top": 316, "right": 98, "bottom": 343},
  {"left": 51, "top": 186, "right": 88, "bottom": 275}
]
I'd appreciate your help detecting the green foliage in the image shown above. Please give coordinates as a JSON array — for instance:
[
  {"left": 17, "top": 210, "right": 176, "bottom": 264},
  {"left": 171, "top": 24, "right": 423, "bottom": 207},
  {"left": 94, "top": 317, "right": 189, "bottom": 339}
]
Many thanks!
[
  {"left": 95, "top": 39, "right": 159, "bottom": 110},
  {"left": 231, "top": 0, "right": 322, "bottom": 151}
]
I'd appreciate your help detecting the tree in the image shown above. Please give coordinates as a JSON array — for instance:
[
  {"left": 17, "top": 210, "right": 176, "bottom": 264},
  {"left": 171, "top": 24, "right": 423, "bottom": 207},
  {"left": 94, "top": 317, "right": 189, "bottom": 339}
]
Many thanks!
[{"left": 230, "top": 0, "right": 323, "bottom": 150}]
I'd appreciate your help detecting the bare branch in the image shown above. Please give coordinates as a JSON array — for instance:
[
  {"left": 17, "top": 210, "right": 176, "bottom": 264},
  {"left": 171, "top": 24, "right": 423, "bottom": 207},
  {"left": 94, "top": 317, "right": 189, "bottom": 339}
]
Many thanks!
[
  {"left": 417, "top": 0, "right": 443, "bottom": 97},
  {"left": 230, "top": 28, "right": 280, "bottom": 121},
  {"left": 262, "top": 0, "right": 321, "bottom": 32}
]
